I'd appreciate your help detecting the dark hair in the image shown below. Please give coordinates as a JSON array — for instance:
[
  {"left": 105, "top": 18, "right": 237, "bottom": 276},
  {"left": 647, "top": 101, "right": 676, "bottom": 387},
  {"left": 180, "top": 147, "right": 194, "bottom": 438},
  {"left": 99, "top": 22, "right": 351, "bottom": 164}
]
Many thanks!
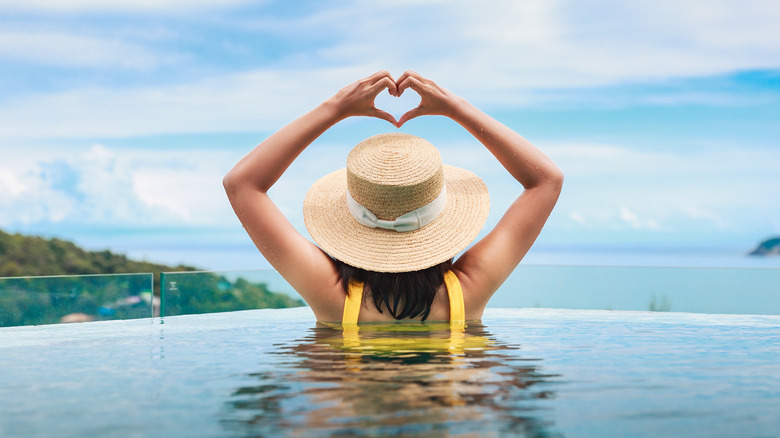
[{"left": 334, "top": 258, "right": 454, "bottom": 321}]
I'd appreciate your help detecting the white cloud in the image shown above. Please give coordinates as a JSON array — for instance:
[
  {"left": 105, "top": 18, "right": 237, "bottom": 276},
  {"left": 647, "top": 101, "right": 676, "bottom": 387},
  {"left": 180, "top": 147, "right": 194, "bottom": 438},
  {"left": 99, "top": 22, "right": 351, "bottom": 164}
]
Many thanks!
[
  {"left": 619, "top": 206, "right": 660, "bottom": 230},
  {"left": 0, "top": 169, "right": 25, "bottom": 196},
  {"left": 0, "top": 143, "right": 238, "bottom": 228},
  {"left": 0, "top": 0, "right": 255, "bottom": 13},
  {"left": 131, "top": 164, "right": 228, "bottom": 223},
  {"left": 281, "top": 0, "right": 780, "bottom": 96},
  {"left": 570, "top": 212, "right": 588, "bottom": 225},
  {"left": 445, "top": 0, "right": 780, "bottom": 89},
  {"left": 1, "top": 1, "right": 779, "bottom": 139},
  {"left": 0, "top": 67, "right": 368, "bottom": 138},
  {"left": 0, "top": 31, "right": 166, "bottom": 69},
  {"left": 543, "top": 142, "right": 780, "bottom": 234},
  {"left": 680, "top": 205, "right": 729, "bottom": 230},
  {"left": 546, "top": 143, "right": 780, "bottom": 179}
]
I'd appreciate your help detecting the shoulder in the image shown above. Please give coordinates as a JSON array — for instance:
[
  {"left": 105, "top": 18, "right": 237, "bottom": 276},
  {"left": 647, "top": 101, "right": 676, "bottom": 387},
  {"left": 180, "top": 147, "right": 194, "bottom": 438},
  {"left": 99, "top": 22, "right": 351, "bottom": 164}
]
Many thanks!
[
  {"left": 306, "top": 281, "right": 347, "bottom": 323},
  {"left": 450, "top": 268, "right": 489, "bottom": 321},
  {"left": 283, "top": 255, "right": 346, "bottom": 322}
]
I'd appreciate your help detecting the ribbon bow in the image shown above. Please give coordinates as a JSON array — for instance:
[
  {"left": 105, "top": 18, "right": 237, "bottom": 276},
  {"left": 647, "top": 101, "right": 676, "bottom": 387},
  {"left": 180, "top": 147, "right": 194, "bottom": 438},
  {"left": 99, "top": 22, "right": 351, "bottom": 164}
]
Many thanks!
[{"left": 346, "top": 186, "right": 447, "bottom": 233}]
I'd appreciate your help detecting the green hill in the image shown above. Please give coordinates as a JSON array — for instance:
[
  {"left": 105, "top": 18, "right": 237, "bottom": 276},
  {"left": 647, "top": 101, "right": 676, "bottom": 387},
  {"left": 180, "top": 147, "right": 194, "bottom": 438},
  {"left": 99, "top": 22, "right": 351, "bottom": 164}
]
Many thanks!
[{"left": 0, "top": 229, "right": 194, "bottom": 277}]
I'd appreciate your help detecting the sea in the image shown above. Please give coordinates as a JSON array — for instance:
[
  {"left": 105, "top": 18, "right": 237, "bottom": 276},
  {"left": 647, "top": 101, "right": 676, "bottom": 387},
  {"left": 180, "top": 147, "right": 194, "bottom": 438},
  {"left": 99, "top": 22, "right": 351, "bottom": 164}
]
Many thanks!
[{"left": 122, "top": 242, "right": 780, "bottom": 316}]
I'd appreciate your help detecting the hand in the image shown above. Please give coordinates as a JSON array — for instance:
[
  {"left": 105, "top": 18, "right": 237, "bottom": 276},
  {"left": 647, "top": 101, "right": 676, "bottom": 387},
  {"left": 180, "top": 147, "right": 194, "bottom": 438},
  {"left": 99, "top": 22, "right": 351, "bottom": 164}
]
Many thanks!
[
  {"left": 328, "top": 71, "right": 399, "bottom": 126},
  {"left": 395, "top": 70, "right": 461, "bottom": 127}
]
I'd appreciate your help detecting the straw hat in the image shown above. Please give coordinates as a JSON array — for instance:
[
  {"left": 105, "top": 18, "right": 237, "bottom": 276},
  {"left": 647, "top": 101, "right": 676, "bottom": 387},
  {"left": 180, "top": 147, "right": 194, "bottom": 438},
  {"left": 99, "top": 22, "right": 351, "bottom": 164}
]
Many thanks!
[{"left": 303, "top": 133, "right": 489, "bottom": 272}]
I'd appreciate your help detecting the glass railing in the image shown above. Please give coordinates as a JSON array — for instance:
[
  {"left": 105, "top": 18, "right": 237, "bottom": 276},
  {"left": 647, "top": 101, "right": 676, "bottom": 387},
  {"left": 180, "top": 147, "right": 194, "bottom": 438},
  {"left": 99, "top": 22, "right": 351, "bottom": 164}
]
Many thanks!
[
  {"left": 490, "top": 264, "right": 780, "bottom": 315},
  {"left": 0, "top": 273, "right": 155, "bottom": 327},
  {"left": 160, "top": 269, "right": 305, "bottom": 317}
]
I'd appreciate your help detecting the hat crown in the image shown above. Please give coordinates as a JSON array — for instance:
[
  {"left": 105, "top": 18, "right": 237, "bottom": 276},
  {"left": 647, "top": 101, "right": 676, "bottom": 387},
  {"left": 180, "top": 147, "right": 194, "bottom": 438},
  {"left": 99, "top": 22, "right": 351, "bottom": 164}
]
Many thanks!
[{"left": 347, "top": 133, "right": 444, "bottom": 220}]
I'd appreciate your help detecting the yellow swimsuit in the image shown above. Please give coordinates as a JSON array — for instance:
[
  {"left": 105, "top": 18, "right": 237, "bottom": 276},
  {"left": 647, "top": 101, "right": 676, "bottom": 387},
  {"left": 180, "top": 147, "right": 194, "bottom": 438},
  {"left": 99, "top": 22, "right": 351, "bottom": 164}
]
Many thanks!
[
  {"left": 323, "top": 271, "right": 491, "bottom": 355},
  {"left": 342, "top": 270, "right": 465, "bottom": 327}
]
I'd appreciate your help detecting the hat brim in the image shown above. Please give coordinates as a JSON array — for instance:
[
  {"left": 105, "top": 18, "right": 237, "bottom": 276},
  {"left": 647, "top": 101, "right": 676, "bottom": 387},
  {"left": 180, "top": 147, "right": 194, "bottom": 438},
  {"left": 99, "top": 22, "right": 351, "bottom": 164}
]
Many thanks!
[{"left": 303, "top": 165, "right": 489, "bottom": 273}]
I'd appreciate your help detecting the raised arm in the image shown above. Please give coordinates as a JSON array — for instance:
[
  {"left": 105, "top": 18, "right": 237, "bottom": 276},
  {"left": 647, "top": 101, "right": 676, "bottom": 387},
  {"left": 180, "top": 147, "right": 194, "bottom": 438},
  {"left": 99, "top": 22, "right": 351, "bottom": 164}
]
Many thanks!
[
  {"left": 222, "top": 71, "right": 398, "bottom": 320},
  {"left": 397, "top": 71, "right": 564, "bottom": 316}
]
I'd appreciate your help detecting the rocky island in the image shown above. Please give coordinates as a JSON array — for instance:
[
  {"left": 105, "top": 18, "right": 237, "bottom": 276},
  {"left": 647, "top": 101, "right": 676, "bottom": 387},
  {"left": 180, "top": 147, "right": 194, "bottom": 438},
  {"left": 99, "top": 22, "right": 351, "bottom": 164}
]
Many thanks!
[{"left": 749, "top": 237, "right": 780, "bottom": 256}]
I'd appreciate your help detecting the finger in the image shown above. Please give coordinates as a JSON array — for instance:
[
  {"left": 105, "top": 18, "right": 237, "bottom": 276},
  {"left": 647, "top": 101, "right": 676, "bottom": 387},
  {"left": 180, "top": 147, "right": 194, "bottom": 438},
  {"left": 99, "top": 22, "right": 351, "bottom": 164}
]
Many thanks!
[
  {"left": 370, "top": 76, "right": 397, "bottom": 96},
  {"left": 394, "top": 71, "right": 410, "bottom": 92},
  {"left": 395, "top": 70, "right": 420, "bottom": 86},
  {"left": 396, "top": 76, "right": 424, "bottom": 97},
  {"left": 395, "top": 70, "right": 421, "bottom": 95},
  {"left": 368, "top": 70, "right": 395, "bottom": 89},
  {"left": 371, "top": 108, "right": 399, "bottom": 127},
  {"left": 397, "top": 105, "right": 426, "bottom": 127},
  {"left": 366, "top": 70, "right": 393, "bottom": 83}
]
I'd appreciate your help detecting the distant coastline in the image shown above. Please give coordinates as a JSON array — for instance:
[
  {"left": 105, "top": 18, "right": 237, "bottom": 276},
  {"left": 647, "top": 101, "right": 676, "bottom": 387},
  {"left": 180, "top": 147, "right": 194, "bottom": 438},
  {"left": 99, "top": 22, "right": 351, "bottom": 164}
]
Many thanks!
[
  {"left": 0, "top": 229, "right": 304, "bottom": 327},
  {"left": 0, "top": 228, "right": 197, "bottom": 278}
]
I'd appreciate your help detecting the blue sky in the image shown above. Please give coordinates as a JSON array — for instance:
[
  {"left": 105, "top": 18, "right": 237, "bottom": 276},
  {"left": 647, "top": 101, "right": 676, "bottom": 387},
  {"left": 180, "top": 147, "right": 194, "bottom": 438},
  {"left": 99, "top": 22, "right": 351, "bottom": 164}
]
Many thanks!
[{"left": 1, "top": 0, "right": 779, "bottom": 269}]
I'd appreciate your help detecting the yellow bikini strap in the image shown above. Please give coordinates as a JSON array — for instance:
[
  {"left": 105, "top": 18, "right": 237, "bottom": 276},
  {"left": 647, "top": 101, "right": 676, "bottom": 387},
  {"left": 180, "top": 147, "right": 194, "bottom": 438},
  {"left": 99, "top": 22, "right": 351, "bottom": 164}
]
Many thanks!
[
  {"left": 343, "top": 272, "right": 464, "bottom": 327},
  {"left": 342, "top": 280, "right": 364, "bottom": 325},
  {"left": 444, "top": 271, "right": 465, "bottom": 327}
]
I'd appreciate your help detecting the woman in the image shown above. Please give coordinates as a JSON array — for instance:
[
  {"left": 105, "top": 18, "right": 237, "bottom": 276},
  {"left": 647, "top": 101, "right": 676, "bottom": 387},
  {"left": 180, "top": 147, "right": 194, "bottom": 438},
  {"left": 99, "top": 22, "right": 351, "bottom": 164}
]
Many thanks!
[{"left": 223, "top": 70, "right": 563, "bottom": 324}]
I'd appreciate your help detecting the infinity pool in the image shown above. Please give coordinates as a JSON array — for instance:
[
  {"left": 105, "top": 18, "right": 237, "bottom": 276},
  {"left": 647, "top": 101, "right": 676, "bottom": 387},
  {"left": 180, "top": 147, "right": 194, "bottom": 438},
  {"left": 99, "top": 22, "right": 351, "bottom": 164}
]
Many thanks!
[{"left": 1, "top": 307, "right": 778, "bottom": 437}]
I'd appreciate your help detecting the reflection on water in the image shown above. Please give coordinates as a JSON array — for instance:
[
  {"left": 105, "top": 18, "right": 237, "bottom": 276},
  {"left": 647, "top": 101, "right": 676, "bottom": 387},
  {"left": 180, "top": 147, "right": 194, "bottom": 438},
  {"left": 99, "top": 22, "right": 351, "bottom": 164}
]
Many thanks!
[{"left": 220, "top": 322, "right": 562, "bottom": 437}]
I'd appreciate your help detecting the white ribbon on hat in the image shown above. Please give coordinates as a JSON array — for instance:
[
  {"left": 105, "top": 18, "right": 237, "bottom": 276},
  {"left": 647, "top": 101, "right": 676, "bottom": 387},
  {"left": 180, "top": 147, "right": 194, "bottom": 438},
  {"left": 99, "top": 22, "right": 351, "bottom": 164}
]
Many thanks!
[{"left": 346, "top": 186, "right": 447, "bottom": 232}]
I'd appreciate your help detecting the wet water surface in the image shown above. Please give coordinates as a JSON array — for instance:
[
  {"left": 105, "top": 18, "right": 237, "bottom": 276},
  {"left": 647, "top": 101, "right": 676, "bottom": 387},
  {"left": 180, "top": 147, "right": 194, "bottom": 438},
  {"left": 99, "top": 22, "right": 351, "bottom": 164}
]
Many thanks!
[{"left": 1, "top": 307, "right": 778, "bottom": 437}]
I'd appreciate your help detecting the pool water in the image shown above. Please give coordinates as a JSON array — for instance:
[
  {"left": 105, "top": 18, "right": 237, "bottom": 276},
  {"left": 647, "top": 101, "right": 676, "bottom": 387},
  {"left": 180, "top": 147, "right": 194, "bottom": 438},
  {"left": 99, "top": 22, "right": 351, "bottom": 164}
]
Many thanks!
[{"left": 1, "top": 307, "right": 778, "bottom": 437}]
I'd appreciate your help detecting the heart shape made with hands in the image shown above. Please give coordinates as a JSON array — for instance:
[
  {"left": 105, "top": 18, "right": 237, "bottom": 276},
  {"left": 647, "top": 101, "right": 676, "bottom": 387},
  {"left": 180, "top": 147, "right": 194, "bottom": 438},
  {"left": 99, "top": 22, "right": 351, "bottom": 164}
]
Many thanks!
[{"left": 374, "top": 87, "right": 422, "bottom": 123}]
